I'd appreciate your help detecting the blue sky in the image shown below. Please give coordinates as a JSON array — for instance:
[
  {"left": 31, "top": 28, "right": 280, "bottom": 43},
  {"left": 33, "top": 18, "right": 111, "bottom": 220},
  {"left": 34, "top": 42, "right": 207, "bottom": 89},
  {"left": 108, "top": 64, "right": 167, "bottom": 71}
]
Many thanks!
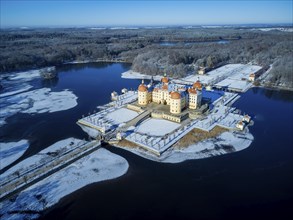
[{"left": 1, "top": 1, "right": 292, "bottom": 27}]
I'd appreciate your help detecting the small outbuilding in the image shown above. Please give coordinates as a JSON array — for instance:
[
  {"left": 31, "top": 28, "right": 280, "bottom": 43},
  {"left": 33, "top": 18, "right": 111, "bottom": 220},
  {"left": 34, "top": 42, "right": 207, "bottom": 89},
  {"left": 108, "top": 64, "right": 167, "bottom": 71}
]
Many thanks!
[
  {"left": 236, "top": 121, "right": 244, "bottom": 130},
  {"left": 249, "top": 73, "right": 255, "bottom": 82}
]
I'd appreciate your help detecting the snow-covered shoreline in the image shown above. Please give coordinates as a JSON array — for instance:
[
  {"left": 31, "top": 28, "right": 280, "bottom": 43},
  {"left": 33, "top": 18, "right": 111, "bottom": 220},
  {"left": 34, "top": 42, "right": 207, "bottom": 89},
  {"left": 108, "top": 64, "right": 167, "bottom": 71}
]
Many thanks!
[
  {"left": 115, "top": 128, "right": 253, "bottom": 163},
  {"left": 0, "top": 140, "right": 29, "bottom": 170},
  {"left": 0, "top": 139, "right": 129, "bottom": 220},
  {"left": 121, "top": 70, "right": 163, "bottom": 81}
]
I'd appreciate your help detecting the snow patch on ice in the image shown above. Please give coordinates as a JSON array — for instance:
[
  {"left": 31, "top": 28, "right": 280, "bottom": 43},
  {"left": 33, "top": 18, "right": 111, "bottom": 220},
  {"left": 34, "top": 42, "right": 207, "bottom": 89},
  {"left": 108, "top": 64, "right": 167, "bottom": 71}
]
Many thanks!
[
  {"left": 0, "top": 88, "right": 77, "bottom": 126},
  {"left": 0, "top": 85, "right": 33, "bottom": 98},
  {"left": 0, "top": 69, "right": 42, "bottom": 82},
  {"left": 0, "top": 140, "right": 29, "bottom": 170},
  {"left": 22, "top": 88, "right": 78, "bottom": 114}
]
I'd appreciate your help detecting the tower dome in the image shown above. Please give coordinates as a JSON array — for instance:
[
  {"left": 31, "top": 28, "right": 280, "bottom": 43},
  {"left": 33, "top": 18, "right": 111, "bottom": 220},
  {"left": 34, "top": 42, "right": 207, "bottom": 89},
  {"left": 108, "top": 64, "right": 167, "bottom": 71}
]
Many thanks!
[
  {"left": 162, "top": 84, "right": 168, "bottom": 90},
  {"left": 161, "top": 73, "right": 169, "bottom": 84},
  {"left": 170, "top": 91, "right": 181, "bottom": 99},
  {"left": 161, "top": 77, "right": 169, "bottom": 83},
  {"left": 193, "top": 80, "right": 202, "bottom": 90},
  {"left": 138, "top": 84, "right": 148, "bottom": 92},
  {"left": 188, "top": 88, "right": 197, "bottom": 94}
]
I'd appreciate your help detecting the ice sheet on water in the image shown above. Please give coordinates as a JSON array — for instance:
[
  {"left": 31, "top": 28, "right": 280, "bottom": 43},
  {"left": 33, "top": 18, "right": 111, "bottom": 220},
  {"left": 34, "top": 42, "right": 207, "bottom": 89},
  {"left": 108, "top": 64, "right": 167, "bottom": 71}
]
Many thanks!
[
  {"left": 0, "top": 85, "right": 33, "bottom": 98},
  {"left": 0, "top": 88, "right": 78, "bottom": 127},
  {"left": 0, "top": 140, "right": 29, "bottom": 170}
]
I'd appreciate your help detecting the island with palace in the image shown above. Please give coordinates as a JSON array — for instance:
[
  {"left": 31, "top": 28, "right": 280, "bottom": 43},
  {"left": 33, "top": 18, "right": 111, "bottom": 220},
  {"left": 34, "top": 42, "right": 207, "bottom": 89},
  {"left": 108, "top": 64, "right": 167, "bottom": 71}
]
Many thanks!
[{"left": 77, "top": 63, "right": 262, "bottom": 161}]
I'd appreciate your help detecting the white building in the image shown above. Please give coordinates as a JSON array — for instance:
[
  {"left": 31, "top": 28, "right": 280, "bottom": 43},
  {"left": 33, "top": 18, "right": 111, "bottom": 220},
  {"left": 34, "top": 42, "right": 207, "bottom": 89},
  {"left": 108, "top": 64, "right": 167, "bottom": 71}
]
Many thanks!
[
  {"left": 198, "top": 67, "right": 206, "bottom": 75},
  {"left": 236, "top": 121, "right": 244, "bottom": 130},
  {"left": 249, "top": 73, "right": 256, "bottom": 82},
  {"left": 243, "top": 114, "right": 251, "bottom": 123}
]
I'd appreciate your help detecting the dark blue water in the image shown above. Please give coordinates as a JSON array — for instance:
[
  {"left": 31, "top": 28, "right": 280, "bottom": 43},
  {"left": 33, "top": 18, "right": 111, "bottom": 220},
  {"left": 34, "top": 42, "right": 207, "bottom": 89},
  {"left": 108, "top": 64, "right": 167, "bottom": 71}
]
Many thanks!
[
  {"left": 1, "top": 63, "right": 293, "bottom": 219},
  {"left": 0, "top": 62, "right": 139, "bottom": 170},
  {"left": 40, "top": 72, "right": 293, "bottom": 220}
]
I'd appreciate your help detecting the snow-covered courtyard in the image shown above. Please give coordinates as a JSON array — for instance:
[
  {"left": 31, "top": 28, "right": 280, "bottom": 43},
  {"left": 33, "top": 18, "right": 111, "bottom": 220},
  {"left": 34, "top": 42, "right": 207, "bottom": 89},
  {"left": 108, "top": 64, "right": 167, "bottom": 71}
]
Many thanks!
[
  {"left": 78, "top": 106, "right": 139, "bottom": 134},
  {"left": 78, "top": 92, "right": 139, "bottom": 134},
  {"left": 135, "top": 118, "right": 180, "bottom": 136},
  {"left": 105, "top": 108, "right": 139, "bottom": 125}
]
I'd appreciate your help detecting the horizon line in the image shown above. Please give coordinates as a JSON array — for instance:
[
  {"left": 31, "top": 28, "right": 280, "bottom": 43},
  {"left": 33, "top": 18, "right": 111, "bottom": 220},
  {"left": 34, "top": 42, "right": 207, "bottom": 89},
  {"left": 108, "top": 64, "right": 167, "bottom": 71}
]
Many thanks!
[{"left": 1, "top": 23, "right": 293, "bottom": 29}]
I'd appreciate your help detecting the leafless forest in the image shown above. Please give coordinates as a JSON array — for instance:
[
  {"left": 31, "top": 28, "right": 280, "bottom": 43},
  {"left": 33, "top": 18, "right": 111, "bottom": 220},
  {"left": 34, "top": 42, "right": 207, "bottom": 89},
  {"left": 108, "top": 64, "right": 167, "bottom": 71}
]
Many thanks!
[{"left": 1, "top": 27, "right": 292, "bottom": 88}]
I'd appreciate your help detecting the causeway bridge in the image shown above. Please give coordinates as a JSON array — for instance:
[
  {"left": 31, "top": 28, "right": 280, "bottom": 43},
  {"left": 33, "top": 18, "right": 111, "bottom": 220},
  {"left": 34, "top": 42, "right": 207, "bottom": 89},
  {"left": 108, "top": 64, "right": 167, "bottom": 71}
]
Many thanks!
[{"left": 0, "top": 141, "right": 101, "bottom": 202}]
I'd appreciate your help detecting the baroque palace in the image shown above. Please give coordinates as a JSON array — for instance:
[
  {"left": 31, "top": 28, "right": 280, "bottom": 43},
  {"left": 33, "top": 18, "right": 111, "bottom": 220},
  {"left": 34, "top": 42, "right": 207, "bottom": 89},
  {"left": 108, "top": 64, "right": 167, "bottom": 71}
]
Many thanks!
[{"left": 137, "top": 74, "right": 203, "bottom": 115}]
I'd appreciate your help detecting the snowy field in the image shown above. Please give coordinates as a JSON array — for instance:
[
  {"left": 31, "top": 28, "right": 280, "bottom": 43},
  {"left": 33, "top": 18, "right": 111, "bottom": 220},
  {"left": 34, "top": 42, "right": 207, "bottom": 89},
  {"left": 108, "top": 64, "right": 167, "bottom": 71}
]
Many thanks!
[
  {"left": 215, "top": 65, "right": 262, "bottom": 92},
  {"left": 252, "top": 27, "right": 293, "bottom": 32},
  {"left": 0, "top": 140, "right": 29, "bottom": 170},
  {"left": 182, "top": 64, "right": 246, "bottom": 85},
  {"left": 122, "top": 64, "right": 262, "bottom": 93},
  {"left": 0, "top": 146, "right": 128, "bottom": 220},
  {"left": 175, "top": 64, "right": 262, "bottom": 92},
  {"left": 117, "top": 128, "right": 253, "bottom": 163},
  {"left": 121, "top": 70, "right": 164, "bottom": 81},
  {"left": 135, "top": 118, "right": 181, "bottom": 136}
]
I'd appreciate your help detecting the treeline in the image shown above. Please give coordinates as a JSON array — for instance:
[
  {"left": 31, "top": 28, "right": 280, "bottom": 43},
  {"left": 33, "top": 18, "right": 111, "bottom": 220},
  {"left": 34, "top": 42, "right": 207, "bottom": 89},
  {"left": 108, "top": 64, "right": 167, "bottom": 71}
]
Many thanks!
[{"left": 0, "top": 27, "right": 292, "bottom": 88}]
